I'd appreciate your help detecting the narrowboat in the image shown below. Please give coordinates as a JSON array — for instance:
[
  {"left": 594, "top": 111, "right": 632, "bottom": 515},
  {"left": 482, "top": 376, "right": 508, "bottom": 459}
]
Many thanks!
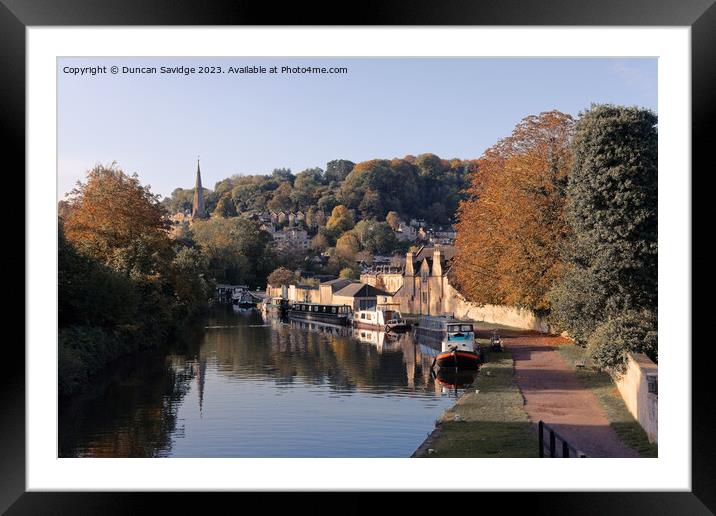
[
  {"left": 416, "top": 315, "right": 481, "bottom": 370},
  {"left": 287, "top": 302, "right": 352, "bottom": 326},
  {"left": 232, "top": 288, "right": 257, "bottom": 308},
  {"left": 351, "top": 305, "right": 409, "bottom": 332}
]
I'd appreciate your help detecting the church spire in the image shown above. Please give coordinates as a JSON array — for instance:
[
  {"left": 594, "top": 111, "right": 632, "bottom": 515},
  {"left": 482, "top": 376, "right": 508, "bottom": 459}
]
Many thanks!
[{"left": 192, "top": 157, "right": 206, "bottom": 219}]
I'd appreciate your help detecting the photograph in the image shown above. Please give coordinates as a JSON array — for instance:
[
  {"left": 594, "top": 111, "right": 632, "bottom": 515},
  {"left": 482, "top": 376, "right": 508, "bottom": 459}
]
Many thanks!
[
  {"left": 5, "top": 6, "right": 707, "bottom": 509},
  {"left": 56, "top": 56, "right": 659, "bottom": 460}
]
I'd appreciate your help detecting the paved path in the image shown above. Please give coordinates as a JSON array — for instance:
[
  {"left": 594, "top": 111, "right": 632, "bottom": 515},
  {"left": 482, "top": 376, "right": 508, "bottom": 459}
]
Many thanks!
[{"left": 491, "top": 330, "right": 640, "bottom": 458}]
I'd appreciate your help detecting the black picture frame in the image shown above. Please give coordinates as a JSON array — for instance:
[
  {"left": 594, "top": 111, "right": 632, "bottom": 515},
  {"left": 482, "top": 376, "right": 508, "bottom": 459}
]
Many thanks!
[{"left": 3, "top": 0, "right": 711, "bottom": 513}]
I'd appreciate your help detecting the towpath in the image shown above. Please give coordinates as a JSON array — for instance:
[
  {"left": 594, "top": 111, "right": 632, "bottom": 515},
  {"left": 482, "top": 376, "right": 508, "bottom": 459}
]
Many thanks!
[{"left": 482, "top": 329, "right": 640, "bottom": 458}]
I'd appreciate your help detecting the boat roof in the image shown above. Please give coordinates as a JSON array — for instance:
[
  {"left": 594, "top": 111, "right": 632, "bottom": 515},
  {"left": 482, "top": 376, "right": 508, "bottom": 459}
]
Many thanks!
[{"left": 293, "top": 302, "right": 351, "bottom": 307}]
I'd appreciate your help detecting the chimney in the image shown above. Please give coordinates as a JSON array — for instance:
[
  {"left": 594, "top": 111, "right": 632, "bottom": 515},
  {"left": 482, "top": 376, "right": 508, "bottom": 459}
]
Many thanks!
[
  {"left": 405, "top": 251, "right": 415, "bottom": 277},
  {"left": 432, "top": 248, "right": 442, "bottom": 276}
]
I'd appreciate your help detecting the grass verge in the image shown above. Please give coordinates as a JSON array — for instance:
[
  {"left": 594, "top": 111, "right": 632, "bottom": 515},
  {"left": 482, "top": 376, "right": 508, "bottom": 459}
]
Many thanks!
[
  {"left": 556, "top": 344, "right": 658, "bottom": 458},
  {"left": 413, "top": 348, "right": 536, "bottom": 458}
]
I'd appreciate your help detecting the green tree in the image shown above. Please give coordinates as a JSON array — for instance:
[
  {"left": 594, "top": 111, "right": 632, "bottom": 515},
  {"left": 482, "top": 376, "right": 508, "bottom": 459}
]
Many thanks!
[
  {"left": 586, "top": 310, "right": 658, "bottom": 375},
  {"left": 353, "top": 220, "right": 399, "bottom": 254},
  {"left": 550, "top": 104, "right": 658, "bottom": 368},
  {"left": 325, "top": 159, "right": 355, "bottom": 185},
  {"left": 213, "top": 194, "right": 237, "bottom": 218},
  {"left": 192, "top": 217, "right": 274, "bottom": 287}
]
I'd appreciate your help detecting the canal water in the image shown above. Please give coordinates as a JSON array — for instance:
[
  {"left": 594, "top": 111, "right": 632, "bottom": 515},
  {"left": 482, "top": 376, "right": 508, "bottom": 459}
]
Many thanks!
[{"left": 59, "top": 306, "right": 476, "bottom": 458}]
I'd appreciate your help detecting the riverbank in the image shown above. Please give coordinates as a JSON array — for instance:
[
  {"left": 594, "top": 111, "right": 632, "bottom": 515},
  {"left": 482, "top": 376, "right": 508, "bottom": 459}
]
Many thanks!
[
  {"left": 412, "top": 348, "right": 536, "bottom": 458},
  {"left": 413, "top": 328, "right": 650, "bottom": 458},
  {"left": 58, "top": 312, "right": 208, "bottom": 399},
  {"left": 555, "top": 344, "right": 657, "bottom": 457}
]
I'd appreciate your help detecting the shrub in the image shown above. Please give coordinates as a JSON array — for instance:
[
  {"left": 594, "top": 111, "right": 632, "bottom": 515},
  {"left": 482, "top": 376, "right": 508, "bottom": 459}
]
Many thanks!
[{"left": 587, "top": 310, "right": 657, "bottom": 375}]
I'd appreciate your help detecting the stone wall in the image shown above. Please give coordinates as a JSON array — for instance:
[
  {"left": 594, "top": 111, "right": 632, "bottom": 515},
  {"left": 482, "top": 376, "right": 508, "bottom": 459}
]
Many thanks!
[
  {"left": 442, "top": 282, "right": 551, "bottom": 332},
  {"left": 615, "top": 353, "right": 658, "bottom": 443}
]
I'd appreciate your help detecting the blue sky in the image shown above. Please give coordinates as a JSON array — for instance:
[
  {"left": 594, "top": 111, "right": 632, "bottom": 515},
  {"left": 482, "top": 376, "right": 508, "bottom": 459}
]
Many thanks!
[{"left": 58, "top": 57, "right": 657, "bottom": 200}]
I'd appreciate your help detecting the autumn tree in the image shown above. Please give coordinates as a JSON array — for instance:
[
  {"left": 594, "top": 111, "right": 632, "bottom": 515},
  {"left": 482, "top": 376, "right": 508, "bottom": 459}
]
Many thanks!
[
  {"left": 453, "top": 111, "right": 575, "bottom": 311},
  {"left": 335, "top": 231, "right": 361, "bottom": 260},
  {"left": 326, "top": 204, "right": 355, "bottom": 234},
  {"left": 267, "top": 182, "right": 294, "bottom": 212},
  {"left": 64, "top": 163, "right": 171, "bottom": 274},
  {"left": 267, "top": 267, "right": 296, "bottom": 287},
  {"left": 339, "top": 267, "right": 360, "bottom": 280},
  {"left": 59, "top": 165, "right": 211, "bottom": 396},
  {"left": 386, "top": 211, "right": 401, "bottom": 230},
  {"left": 310, "top": 233, "right": 329, "bottom": 252}
]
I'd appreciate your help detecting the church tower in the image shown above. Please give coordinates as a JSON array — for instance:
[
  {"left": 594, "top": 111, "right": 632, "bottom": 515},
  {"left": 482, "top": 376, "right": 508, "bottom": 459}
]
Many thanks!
[{"left": 192, "top": 158, "right": 206, "bottom": 219}]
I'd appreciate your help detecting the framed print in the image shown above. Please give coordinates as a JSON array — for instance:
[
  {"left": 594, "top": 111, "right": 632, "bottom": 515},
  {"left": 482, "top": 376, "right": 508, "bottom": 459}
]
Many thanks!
[{"left": 3, "top": 0, "right": 712, "bottom": 513}]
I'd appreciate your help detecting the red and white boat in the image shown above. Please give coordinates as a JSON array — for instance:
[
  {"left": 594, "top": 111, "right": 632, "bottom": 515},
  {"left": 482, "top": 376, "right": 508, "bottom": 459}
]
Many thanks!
[{"left": 416, "top": 316, "right": 481, "bottom": 370}]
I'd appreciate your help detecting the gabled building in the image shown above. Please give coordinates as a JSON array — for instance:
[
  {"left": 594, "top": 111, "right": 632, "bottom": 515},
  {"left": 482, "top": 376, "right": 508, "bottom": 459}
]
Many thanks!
[
  {"left": 331, "top": 282, "right": 392, "bottom": 311},
  {"left": 362, "top": 246, "right": 455, "bottom": 315},
  {"left": 319, "top": 278, "right": 353, "bottom": 304}
]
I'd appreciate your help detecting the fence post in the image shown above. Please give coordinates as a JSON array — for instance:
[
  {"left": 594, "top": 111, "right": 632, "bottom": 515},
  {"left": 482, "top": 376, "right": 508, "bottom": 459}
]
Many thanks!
[
  {"left": 538, "top": 421, "right": 544, "bottom": 458},
  {"left": 562, "top": 441, "right": 569, "bottom": 458},
  {"left": 549, "top": 430, "right": 556, "bottom": 457}
]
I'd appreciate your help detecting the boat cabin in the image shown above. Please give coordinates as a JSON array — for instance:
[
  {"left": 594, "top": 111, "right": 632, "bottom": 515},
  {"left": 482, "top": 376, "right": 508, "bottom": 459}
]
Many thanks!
[{"left": 292, "top": 303, "right": 351, "bottom": 315}]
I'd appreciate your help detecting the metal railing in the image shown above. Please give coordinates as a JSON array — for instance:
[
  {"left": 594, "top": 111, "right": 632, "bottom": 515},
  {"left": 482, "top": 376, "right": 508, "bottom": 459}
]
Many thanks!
[{"left": 538, "top": 421, "right": 589, "bottom": 458}]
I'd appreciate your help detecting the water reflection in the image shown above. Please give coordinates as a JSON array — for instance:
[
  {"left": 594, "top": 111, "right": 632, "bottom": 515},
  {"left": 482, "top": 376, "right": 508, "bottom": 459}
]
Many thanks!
[{"left": 60, "top": 306, "right": 477, "bottom": 458}]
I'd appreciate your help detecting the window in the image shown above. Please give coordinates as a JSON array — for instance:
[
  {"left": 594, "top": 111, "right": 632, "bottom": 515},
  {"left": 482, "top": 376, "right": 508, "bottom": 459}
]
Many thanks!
[
  {"left": 422, "top": 293, "right": 427, "bottom": 303},
  {"left": 359, "top": 299, "right": 376, "bottom": 310}
]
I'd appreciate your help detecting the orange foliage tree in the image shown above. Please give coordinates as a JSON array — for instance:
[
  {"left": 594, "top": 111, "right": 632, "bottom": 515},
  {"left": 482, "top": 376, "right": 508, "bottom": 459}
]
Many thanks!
[
  {"left": 63, "top": 163, "right": 170, "bottom": 274},
  {"left": 453, "top": 111, "right": 574, "bottom": 311}
]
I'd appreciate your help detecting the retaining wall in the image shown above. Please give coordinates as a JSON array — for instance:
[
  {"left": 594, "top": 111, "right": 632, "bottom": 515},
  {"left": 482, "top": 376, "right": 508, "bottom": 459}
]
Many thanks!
[{"left": 615, "top": 353, "right": 658, "bottom": 443}]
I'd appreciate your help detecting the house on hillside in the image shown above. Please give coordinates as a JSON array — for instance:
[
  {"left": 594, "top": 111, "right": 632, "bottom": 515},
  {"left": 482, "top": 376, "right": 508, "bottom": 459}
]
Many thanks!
[{"left": 272, "top": 227, "right": 309, "bottom": 251}]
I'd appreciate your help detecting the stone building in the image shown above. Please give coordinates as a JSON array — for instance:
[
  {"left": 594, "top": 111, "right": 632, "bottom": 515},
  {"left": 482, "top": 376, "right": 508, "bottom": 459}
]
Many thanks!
[
  {"left": 319, "top": 278, "right": 353, "bottom": 304},
  {"left": 272, "top": 227, "right": 309, "bottom": 251},
  {"left": 360, "top": 265, "right": 405, "bottom": 294},
  {"left": 331, "top": 283, "right": 392, "bottom": 311},
  {"left": 359, "top": 246, "right": 456, "bottom": 316},
  {"left": 392, "top": 246, "right": 455, "bottom": 315}
]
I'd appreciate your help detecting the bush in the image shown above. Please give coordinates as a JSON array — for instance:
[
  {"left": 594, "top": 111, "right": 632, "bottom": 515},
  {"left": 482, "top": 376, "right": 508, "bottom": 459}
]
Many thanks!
[{"left": 587, "top": 310, "right": 657, "bottom": 376}]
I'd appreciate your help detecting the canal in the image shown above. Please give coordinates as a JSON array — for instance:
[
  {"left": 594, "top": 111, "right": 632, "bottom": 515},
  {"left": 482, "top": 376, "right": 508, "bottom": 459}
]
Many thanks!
[{"left": 59, "top": 306, "right": 476, "bottom": 458}]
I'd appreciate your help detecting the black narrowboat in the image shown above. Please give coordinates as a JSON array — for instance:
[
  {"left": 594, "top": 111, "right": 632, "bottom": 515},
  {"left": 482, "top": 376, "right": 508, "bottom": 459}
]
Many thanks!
[{"left": 287, "top": 302, "right": 352, "bottom": 326}]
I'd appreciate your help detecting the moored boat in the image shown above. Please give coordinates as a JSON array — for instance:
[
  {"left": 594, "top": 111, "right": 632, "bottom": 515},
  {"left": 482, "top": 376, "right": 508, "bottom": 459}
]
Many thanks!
[
  {"left": 261, "top": 296, "right": 289, "bottom": 317},
  {"left": 417, "top": 315, "right": 481, "bottom": 370},
  {"left": 351, "top": 305, "right": 409, "bottom": 332},
  {"left": 232, "top": 288, "right": 257, "bottom": 308},
  {"left": 287, "top": 302, "right": 352, "bottom": 326}
]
